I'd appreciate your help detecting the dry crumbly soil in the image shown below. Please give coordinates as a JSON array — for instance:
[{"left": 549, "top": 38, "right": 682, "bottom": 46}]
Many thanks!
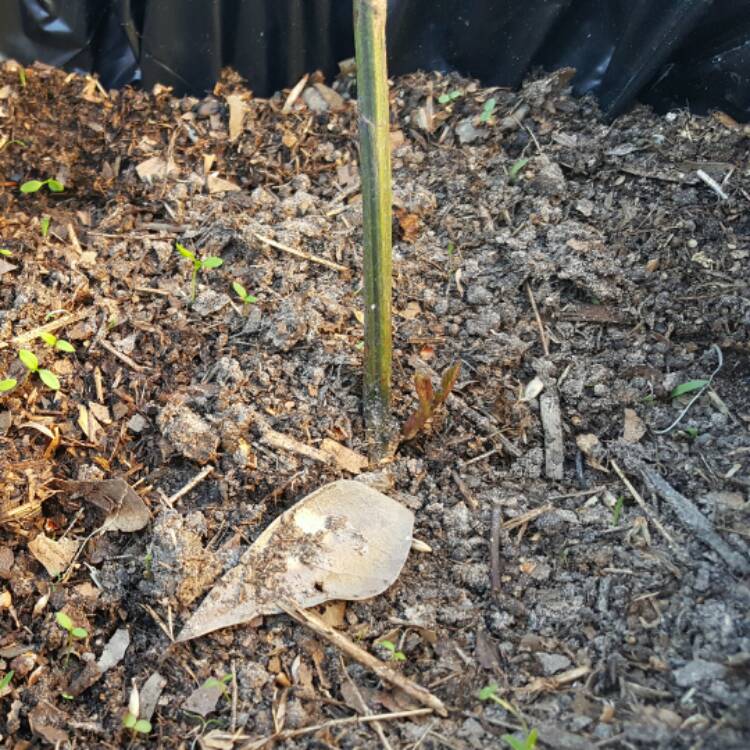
[{"left": 1, "top": 61, "right": 749, "bottom": 749}]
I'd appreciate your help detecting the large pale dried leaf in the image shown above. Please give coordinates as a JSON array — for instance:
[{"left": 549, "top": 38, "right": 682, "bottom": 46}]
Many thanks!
[
  {"left": 136, "top": 156, "right": 177, "bottom": 182},
  {"left": 60, "top": 478, "right": 150, "bottom": 532},
  {"left": 28, "top": 533, "right": 78, "bottom": 577},
  {"left": 226, "top": 94, "right": 247, "bottom": 142},
  {"left": 320, "top": 439, "right": 368, "bottom": 474},
  {"left": 206, "top": 173, "right": 241, "bottom": 194},
  {"left": 97, "top": 628, "right": 130, "bottom": 672},
  {"left": 77, "top": 404, "right": 102, "bottom": 443},
  {"left": 0, "top": 258, "right": 17, "bottom": 275},
  {"left": 178, "top": 480, "right": 414, "bottom": 641}
]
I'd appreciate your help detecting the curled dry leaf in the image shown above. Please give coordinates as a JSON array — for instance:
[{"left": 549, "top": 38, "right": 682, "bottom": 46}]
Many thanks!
[
  {"left": 58, "top": 478, "right": 150, "bottom": 532},
  {"left": 178, "top": 480, "right": 414, "bottom": 642},
  {"left": 28, "top": 533, "right": 78, "bottom": 577}
]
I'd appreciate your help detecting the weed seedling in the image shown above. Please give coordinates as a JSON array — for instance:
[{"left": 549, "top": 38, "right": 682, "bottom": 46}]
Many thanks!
[
  {"left": 19, "top": 349, "right": 60, "bottom": 391},
  {"left": 0, "top": 248, "right": 12, "bottom": 257},
  {"left": 18, "top": 66, "right": 26, "bottom": 88},
  {"left": 38, "top": 332, "right": 75, "bottom": 353},
  {"left": 480, "top": 97, "right": 497, "bottom": 123},
  {"left": 479, "top": 684, "right": 539, "bottom": 750},
  {"left": 402, "top": 362, "right": 461, "bottom": 440},
  {"left": 232, "top": 281, "right": 258, "bottom": 308},
  {"left": 123, "top": 682, "right": 152, "bottom": 738},
  {"left": 377, "top": 639, "right": 406, "bottom": 662},
  {"left": 55, "top": 611, "right": 88, "bottom": 666},
  {"left": 20, "top": 178, "right": 64, "bottom": 194},
  {"left": 40, "top": 216, "right": 50, "bottom": 238},
  {"left": 611, "top": 496, "right": 625, "bottom": 525},
  {"left": 671, "top": 379, "right": 708, "bottom": 398},
  {"left": 0, "top": 670, "right": 13, "bottom": 696},
  {"left": 508, "top": 157, "right": 529, "bottom": 183},
  {"left": 0, "top": 378, "right": 16, "bottom": 393},
  {"left": 202, "top": 673, "right": 234, "bottom": 702},
  {"left": 176, "top": 242, "right": 223, "bottom": 302},
  {"left": 438, "top": 90, "right": 462, "bottom": 105}
]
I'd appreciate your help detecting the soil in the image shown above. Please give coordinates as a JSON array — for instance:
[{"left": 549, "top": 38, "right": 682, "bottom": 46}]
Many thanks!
[{"left": 1, "top": 60, "right": 749, "bottom": 750}]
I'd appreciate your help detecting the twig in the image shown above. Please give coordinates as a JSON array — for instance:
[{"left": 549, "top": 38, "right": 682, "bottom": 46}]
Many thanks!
[
  {"left": 340, "top": 656, "right": 393, "bottom": 750},
  {"left": 254, "top": 233, "right": 349, "bottom": 273},
  {"left": 490, "top": 507, "right": 502, "bottom": 593},
  {"left": 539, "top": 389, "right": 564, "bottom": 480},
  {"left": 10, "top": 310, "right": 89, "bottom": 347},
  {"left": 460, "top": 448, "right": 498, "bottom": 467},
  {"left": 502, "top": 504, "right": 553, "bottom": 531},
  {"left": 654, "top": 345, "right": 723, "bottom": 434},
  {"left": 696, "top": 169, "right": 728, "bottom": 200},
  {"left": 451, "top": 470, "right": 478, "bottom": 509},
  {"left": 547, "top": 485, "right": 606, "bottom": 500},
  {"left": 276, "top": 600, "right": 448, "bottom": 716},
  {"left": 526, "top": 282, "right": 549, "bottom": 356},
  {"left": 610, "top": 460, "right": 676, "bottom": 547},
  {"left": 100, "top": 340, "right": 149, "bottom": 373},
  {"left": 165, "top": 465, "right": 214, "bottom": 506}
]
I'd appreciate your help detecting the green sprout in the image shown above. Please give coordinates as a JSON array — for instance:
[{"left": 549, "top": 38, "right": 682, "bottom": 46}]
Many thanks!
[
  {"left": 480, "top": 97, "right": 497, "bottom": 123},
  {"left": 40, "top": 216, "right": 50, "bottom": 238},
  {"left": 202, "top": 673, "right": 233, "bottom": 702},
  {"left": 20, "top": 178, "right": 64, "bottom": 194},
  {"left": 611, "top": 496, "right": 625, "bottom": 526},
  {"left": 176, "top": 242, "right": 223, "bottom": 302},
  {"left": 38, "top": 332, "right": 75, "bottom": 353},
  {"left": 0, "top": 139, "right": 26, "bottom": 153},
  {"left": 19, "top": 349, "right": 60, "bottom": 391},
  {"left": 18, "top": 67, "right": 26, "bottom": 88},
  {"left": 438, "top": 90, "right": 462, "bottom": 105},
  {"left": 232, "top": 281, "right": 258, "bottom": 308},
  {"left": 671, "top": 379, "right": 708, "bottom": 398},
  {"left": 123, "top": 713, "right": 152, "bottom": 736},
  {"left": 479, "top": 684, "right": 539, "bottom": 750},
  {"left": 0, "top": 248, "right": 12, "bottom": 257},
  {"left": 683, "top": 426, "right": 699, "bottom": 440},
  {"left": 0, "top": 378, "right": 17, "bottom": 393},
  {"left": 55, "top": 611, "right": 88, "bottom": 666},
  {"left": 508, "top": 157, "right": 529, "bottom": 183},
  {"left": 0, "top": 670, "right": 13, "bottom": 694},
  {"left": 61, "top": 692, "right": 74, "bottom": 701},
  {"left": 377, "top": 639, "right": 406, "bottom": 662}
]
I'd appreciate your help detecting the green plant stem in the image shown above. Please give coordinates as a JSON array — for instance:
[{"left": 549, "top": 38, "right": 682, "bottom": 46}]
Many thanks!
[
  {"left": 191, "top": 266, "right": 198, "bottom": 302},
  {"left": 354, "top": 0, "right": 394, "bottom": 461}
]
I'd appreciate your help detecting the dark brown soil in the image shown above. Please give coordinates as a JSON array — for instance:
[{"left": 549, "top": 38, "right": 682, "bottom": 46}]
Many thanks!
[{"left": 1, "top": 60, "right": 749, "bottom": 750}]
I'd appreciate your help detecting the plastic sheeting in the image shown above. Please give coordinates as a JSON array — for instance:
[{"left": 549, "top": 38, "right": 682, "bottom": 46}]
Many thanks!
[{"left": 0, "top": 0, "right": 749, "bottom": 121}]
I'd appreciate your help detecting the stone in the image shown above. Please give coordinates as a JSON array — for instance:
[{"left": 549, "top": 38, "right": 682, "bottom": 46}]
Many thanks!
[
  {"left": 673, "top": 659, "right": 727, "bottom": 687},
  {"left": 456, "top": 118, "right": 480, "bottom": 144},
  {"left": 537, "top": 652, "right": 572, "bottom": 675}
]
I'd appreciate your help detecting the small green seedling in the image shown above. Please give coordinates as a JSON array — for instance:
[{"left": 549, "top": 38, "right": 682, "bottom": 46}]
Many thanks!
[
  {"left": 480, "top": 97, "right": 497, "bottom": 123},
  {"left": 0, "top": 670, "right": 13, "bottom": 695},
  {"left": 438, "top": 90, "right": 462, "bottom": 105},
  {"left": 671, "top": 379, "right": 708, "bottom": 398},
  {"left": 176, "top": 242, "right": 223, "bottom": 302},
  {"left": 18, "top": 67, "right": 26, "bottom": 88},
  {"left": 55, "top": 611, "right": 88, "bottom": 666},
  {"left": 683, "top": 426, "right": 699, "bottom": 439},
  {"left": 123, "top": 681, "right": 152, "bottom": 736},
  {"left": 20, "top": 178, "right": 64, "bottom": 194},
  {"left": 0, "top": 139, "right": 26, "bottom": 153},
  {"left": 0, "top": 379, "right": 17, "bottom": 393},
  {"left": 611, "top": 496, "right": 625, "bottom": 526},
  {"left": 508, "top": 157, "right": 529, "bottom": 183},
  {"left": 40, "top": 216, "right": 51, "bottom": 239},
  {"left": 19, "top": 349, "right": 60, "bottom": 391},
  {"left": 447, "top": 241, "right": 456, "bottom": 257},
  {"left": 232, "top": 281, "right": 258, "bottom": 307},
  {"left": 202, "top": 673, "right": 233, "bottom": 702},
  {"left": 377, "top": 640, "right": 406, "bottom": 662},
  {"left": 0, "top": 248, "right": 12, "bottom": 257},
  {"left": 402, "top": 361, "right": 461, "bottom": 440},
  {"left": 61, "top": 692, "right": 74, "bottom": 701},
  {"left": 38, "top": 332, "right": 75, "bottom": 353},
  {"left": 479, "top": 684, "right": 539, "bottom": 750}
]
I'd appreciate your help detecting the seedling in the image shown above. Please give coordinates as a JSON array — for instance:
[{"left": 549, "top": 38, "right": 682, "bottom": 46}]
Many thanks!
[
  {"left": 202, "top": 673, "right": 233, "bottom": 702},
  {"left": 55, "top": 611, "right": 88, "bottom": 666},
  {"left": 0, "top": 670, "right": 13, "bottom": 695},
  {"left": 402, "top": 361, "right": 461, "bottom": 440},
  {"left": 19, "top": 349, "right": 60, "bottom": 391},
  {"left": 377, "top": 639, "right": 406, "bottom": 662},
  {"left": 38, "top": 332, "right": 75, "bottom": 353},
  {"left": 176, "top": 242, "right": 223, "bottom": 302},
  {"left": 683, "top": 426, "right": 699, "bottom": 439},
  {"left": 479, "top": 684, "right": 539, "bottom": 750},
  {"left": 0, "top": 379, "right": 17, "bottom": 393},
  {"left": 438, "top": 90, "right": 462, "bottom": 105},
  {"left": 480, "top": 97, "right": 497, "bottom": 123},
  {"left": 232, "top": 281, "right": 258, "bottom": 307},
  {"left": 0, "top": 248, "right": 12, "bottom": 257},
  {"left": 0, "top": 139, "right": 26, "bottom": 152},
  {"left": 18, "top": 67, "right": 26, "bottom": 88},
  {"left": 20, "top": 178, "right": 64, "bottom": 194},
  {"left": 508, "top": 157, "right": 529, "bottom": 183},
  {"left": 40, "top": 216, "right": 50, "bottom": 238},
  {"left": 123, "top": 682, "right": 152, "bottom": 737},
  {"left": 611, "top": 496, "right": 625, "bottom": 525},
  {"left": 671, "top": 379, "right": 708, "bottom": 398}
]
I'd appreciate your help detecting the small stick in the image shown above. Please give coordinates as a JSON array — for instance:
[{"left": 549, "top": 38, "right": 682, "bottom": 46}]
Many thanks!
[
  {"left": 276, "top": 600, "right": 448, "bottom": 716},
  {"left": 610, "top": 460, "right": 676, "bottom": 547},
  {"left": 526, "top": 281, "right": 549, "bottom": 356},
  {"left": 547, "top": 485, "right": 606, "bottom": 500},
  {"left": 490, "top": 507, "right": 502, "bottom": 592},
  {"left": 254, "top": 233, "right": 349, "bottom": 273},
  {"left": 460, "top": 448, "right": 498, "bottom": 467},
  {"left": 166, "top": 465, "right": 214, "bottom": 506},
  {"left": 502, "top": 504, "right": 553, "bottom": 531},
  {"left": 340, "top": 656, "right": 393, "bottom": 750},
  {"left": 696, "top": 169, "right": 728, "bottom": 200},
  {"left": 451, "top": 470, "right": 478, "bottom": 509},
  {"left": 100, "top": 340, "right": 148, "bottom": 373},
  {"left": 11, "top": 310, "right": 89, "bottom": 346}
]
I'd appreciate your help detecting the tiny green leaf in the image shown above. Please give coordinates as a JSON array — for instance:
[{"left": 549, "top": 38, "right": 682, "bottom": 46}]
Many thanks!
[
  {"left": 176, "top": 242, "right": 195, "bottom": 261},
  {"left": 509, "top": 157, "right": 529, "bottom": 181},
  {"left": 201, "top": 256, "right": 224, "bottom": 270},
  {"left": 20, "top": 180, "right": 43, "bottom": 193},
  {"left": 123, "top": 712, "right": 137, "bottom": 729},
  {"left": 39, "top": 332, "right": 57, "bottom": 347},
  {"left": 55, "top": 340, "right": 75, "bottom": 353},
  {"left": 134, "top": 719, "right": 152, "bottom": 734},
  {"left": 611, "top": 496, "right": 624, "bottom": 526},
  {"left": 232, "top": 281, "right": 247, "bottom": 299},
  {"left": 0, "top": 248, "right": 12, "bottom": 256},
  {"left": 392, "top": 651, "right": 406, "bottom": 662},
  {"left": 671, "top": 379, "right": 709, "bottom": 398},
  {"left": 38, "top": 369, "right": 60, "bottom": 391},
  {"left": 19, "top": 349, "right": 39, "bottom": 372},
  {"left": 378, "top": 640, "right": 396, "bottom": 652},
  {"left": 478, "top": 684, "right": 499, "bottom": 701},
  {"left": 481, "top": 97, "right": 497, "bottom": 123},
  {"left": 0, "top": 671, "right": 13, "bottom": 690},
  {"left": 0, "top": 379, "right": 17, "bottom": 392},
  {"left": 55, "top": 611, "right": 74, "bottom": 631},
  {"left": 61, "top": 692, "right": 74, "bottom": 700},
  {"left": 502, "top": 735, "right": 528, "bottom": 750},
  {"left": 40, "top": 216, "right": 50, "bottom": 238},
  {"left": 71, "top": 627, "right": 88, "bottom": 640},
  {"left": 47, "top": 179, "right": 64, "bottom": 192}
]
